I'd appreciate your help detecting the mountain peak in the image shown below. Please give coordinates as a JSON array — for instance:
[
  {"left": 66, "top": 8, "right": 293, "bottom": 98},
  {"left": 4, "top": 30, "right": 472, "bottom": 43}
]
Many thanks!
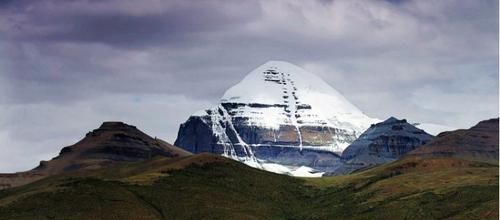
[
  {"left": 33, "top": 122, "right": 190, "bottom": 175},
  {"left": 382, "top": 117, "right": 407, "bottom": 124},
  {"left": 334, "top": 117, "right": 433, "bottom": 175},
  {"left": 219, "top": 61, "right": 377, "bottom": 131},
  {"left": 98, "top": 121, "right": 135, "bottom": 130},
  {"left": 176, "top": 61, "right": 379, "bottom": 176},
  {"left": 262, "top": 60, "right": 296, "bottom": 66}
]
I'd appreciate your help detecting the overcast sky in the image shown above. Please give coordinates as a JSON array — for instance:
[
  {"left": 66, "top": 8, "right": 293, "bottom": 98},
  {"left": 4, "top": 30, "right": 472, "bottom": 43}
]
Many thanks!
[{"left": 0, "top": 0, "right": 498, "bottom": 172}]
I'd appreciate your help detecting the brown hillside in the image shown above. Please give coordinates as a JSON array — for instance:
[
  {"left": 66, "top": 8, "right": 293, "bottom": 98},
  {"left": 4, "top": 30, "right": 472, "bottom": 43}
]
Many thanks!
[
  {"left": 409, "top": 118, "right": 499, "bottom": 164},
  {"left": 0, "top": 122, "right": 190, "bottom": 189}
]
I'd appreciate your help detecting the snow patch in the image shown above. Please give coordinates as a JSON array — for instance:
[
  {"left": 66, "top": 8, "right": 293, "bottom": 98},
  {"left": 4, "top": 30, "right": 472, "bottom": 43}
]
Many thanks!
[{"left": 243, "top": 160, "right": 324, "bottom": 177}]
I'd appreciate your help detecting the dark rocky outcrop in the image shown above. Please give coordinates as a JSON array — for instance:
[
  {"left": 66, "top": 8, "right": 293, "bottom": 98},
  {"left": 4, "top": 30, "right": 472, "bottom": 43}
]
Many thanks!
[
  {"left": 331, "top": 117, "right": 434, "bottom": 175},
  {"left": 175, "top": 116, "right": 219, "bottom": 154}
]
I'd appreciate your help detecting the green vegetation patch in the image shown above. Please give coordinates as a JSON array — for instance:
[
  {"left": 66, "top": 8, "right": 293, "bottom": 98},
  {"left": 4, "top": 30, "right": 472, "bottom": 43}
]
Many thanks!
[{"left": 0, "top": 157, "right": 497, "bottom": 220}]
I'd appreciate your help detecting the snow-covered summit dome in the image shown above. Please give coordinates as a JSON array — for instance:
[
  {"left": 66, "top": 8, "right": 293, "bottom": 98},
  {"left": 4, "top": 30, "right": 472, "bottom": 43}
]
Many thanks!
[
  {"left": 222, "top": 61, "right": 360, "bottom": 113},
  {"left": 220, "top": 60, "right": 378, "bottom": 135}
]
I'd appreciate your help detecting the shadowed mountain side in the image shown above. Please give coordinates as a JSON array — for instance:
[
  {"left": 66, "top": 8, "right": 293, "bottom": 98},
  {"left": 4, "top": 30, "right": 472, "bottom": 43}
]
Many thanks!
[{"left": 331, "top": 117, "right": 433, "bottom": 175}]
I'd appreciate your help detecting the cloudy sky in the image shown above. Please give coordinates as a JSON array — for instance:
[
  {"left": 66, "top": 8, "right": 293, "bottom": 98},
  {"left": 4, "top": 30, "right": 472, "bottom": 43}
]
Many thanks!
[{"left": 0, "top": 0, "right": 498, "bottom": 172}]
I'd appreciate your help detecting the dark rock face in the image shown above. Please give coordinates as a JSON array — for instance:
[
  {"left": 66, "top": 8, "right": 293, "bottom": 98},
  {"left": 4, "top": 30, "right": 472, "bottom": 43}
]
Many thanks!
[
  {"left": 252, "top": 146, "right": 341, "bottom": 171},
  {"left": 175, "top": 116, "right": 220, "bottom": 154},
  {"left": 330, "top": 117, "right": 434, "bottom": 175},
  {"left": 176, "top": 105, "right": 357, "bottom": 149},
  {"left": 81, "top": 126, "right": 172, "bottom": 161},
  {"left": 409, "top": 118, "right": 499, "bottom": 164},
  {"left": 174, "top": 106, "right": 343, "bottom": 171}
]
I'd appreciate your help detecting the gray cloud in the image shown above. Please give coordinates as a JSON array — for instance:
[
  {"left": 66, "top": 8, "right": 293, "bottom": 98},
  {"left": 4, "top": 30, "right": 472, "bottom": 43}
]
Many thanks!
[
  {"left": 0, "top": 0, "right": 497, "bottom": 172},
  {"left": 1, "top": 0, "right": 260, "bottom": 48}
]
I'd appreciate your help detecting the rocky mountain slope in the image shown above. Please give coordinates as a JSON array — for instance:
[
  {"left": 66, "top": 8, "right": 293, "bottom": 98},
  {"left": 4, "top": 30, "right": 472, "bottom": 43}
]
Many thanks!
[
  {"left": 332, "top": 117, "right": 433, "bottom": 175},
  {"left": 0, "top": 122, "right": 189, "bottom": 189},
  {"left": 409, "top": 118, "right": 498, "bottom": 163},
  {"left": 175, "top": 61, "right": 379, "bottom": 176}
]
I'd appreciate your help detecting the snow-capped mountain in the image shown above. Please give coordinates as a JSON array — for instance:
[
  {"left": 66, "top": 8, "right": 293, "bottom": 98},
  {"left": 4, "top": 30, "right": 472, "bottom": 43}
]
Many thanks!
[
  {"left": 175, "top": 61, "right": 378, "bottom": 176},
  {"left": 218, "top": 60, "right": 377, "bottom": 145}
]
